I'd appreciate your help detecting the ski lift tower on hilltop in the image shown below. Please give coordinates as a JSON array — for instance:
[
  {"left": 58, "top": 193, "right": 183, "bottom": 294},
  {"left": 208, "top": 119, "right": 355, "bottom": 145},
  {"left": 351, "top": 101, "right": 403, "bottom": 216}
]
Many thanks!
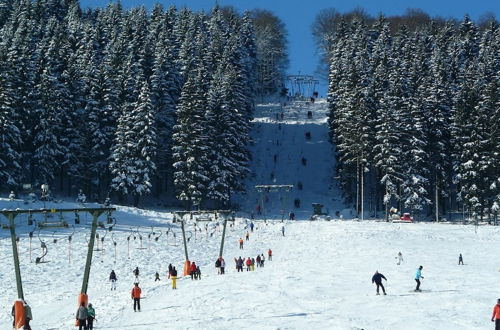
[{"left": 285, "top": 74, "right": 319, "bottom": 99}]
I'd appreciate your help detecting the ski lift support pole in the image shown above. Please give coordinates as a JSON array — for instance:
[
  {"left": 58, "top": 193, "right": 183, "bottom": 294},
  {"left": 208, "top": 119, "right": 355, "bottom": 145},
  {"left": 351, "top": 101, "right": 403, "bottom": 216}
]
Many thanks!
[
  {"left": 0, "top": 211, "right": 24, "bottom": 300},
  {"left": 219, "top": 211, "right": 235, "bottom": 258}
]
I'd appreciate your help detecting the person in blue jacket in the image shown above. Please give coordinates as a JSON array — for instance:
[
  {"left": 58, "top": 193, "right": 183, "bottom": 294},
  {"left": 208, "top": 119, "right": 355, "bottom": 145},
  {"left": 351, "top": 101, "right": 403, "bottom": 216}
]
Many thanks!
[
  {"left": 415, "top": 266, "right": 424, "bottom": 291},
  {"left": 372, "top": 271, "right": 387, "bottom": 295}
]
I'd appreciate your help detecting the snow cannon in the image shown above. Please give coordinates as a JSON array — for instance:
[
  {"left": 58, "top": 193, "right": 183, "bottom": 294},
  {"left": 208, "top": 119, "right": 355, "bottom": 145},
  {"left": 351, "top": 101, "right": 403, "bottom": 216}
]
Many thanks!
[
  {"left": 75, "top": 293, "right": 88, "bottom": 326},
  {"left": 184, "top": 260, "right": 191, "bottom": 276},
  {"left": 13, "top": 300, "right": 26, "bottom": 329}
]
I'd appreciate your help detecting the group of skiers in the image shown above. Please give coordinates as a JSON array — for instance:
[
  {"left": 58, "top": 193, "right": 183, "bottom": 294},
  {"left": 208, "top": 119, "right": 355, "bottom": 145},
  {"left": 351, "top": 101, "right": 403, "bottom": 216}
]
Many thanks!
[
  {"left": 373, "top": 252, "right": 468, "bottom": 295},
  {"left": 75, "top": 302, "right": 96, "bottom": 330},
  {"left": 234, "top": 249, "right": 272, "bottom": 272}
]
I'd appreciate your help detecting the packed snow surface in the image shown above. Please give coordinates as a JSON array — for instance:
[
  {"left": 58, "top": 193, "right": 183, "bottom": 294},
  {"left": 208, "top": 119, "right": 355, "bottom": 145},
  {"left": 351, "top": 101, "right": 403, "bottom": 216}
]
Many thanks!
[{"left": 0, "top": 199, "right": 498, "bottom": 329}]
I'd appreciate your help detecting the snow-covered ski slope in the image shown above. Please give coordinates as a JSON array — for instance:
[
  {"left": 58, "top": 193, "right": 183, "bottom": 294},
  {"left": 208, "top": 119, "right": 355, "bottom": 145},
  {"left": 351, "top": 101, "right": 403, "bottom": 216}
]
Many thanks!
[
  {"left": 238, "top": 99, "right": 347, "bottom": 219},
  {"left": 1, "top": 197, "right": 498, "bottom": 329}
]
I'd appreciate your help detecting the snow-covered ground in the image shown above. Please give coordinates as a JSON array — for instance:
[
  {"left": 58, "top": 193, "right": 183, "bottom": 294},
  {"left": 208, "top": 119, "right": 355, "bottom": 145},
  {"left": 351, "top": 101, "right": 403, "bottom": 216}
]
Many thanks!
[
  {"left": 237, "top": 99, "right": 347, "bottom": 220},
  {"left": 1, "top": 198, "right": 498, "bottom": 329}
]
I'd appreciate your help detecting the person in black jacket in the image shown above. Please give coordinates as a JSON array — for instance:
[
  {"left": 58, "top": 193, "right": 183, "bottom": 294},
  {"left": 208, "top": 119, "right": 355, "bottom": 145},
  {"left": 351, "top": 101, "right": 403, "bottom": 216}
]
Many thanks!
[
  {"left": 109, "top": 270, "right": 117, "bottom": 290},
  {"left": 372, "top": 271, "right": 387, "bottom": 295}
]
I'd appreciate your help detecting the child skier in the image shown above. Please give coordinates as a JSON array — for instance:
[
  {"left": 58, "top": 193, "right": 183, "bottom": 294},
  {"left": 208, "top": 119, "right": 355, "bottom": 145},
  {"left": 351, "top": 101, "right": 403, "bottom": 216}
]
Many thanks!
[
  {"left": 171, "top": 267, "right": 178, "bottom": 289},
  {"left": 87, "top": 303, "right": 95, "bottom": 330},
  {"left": 154, "top": 272, "right": 160, "bottom": 282},
  {"left": 371, "top": 271, "right": 387, "bottom": 295},
  {"left": 220, "top": 258, "right": 226, "bottom": 274},
  {"left": 239, "top": 238, "right": 244, "bottom": 249},
  {"left": 246, "top": 232, "right": 250, "bottom": 241},
  {"left": 196, "top": 266, "right": 201, "bottom": 280},
  {"left": 133, "top": 267, "right": 140, "bottom": 279},
  {"left": 190, "top": 262, "right": 197, "bottom": 280},
  {"left": 415, "top": 266, "right": 424, "bottom": 291},
  {"left": 459, "top": 254, "right": 464, "bottom": 265}
]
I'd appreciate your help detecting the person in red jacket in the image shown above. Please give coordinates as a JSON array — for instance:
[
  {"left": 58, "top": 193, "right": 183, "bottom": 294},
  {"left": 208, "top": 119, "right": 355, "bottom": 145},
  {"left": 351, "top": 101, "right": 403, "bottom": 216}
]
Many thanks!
[
  {"left": 246, "top": 257, "right": 252, "bottom": 271},
  {"left": 491, "top": 299, "right": 500, "bottom": 329},
  {"left": 131, "top": 283, "right": 142, "bottom": 312},
  {"left": 268, "top": 249, "right": 273, "bottom": 261},
  {"left": 190, "top": 261, "right": 197, "bottom": 280}
]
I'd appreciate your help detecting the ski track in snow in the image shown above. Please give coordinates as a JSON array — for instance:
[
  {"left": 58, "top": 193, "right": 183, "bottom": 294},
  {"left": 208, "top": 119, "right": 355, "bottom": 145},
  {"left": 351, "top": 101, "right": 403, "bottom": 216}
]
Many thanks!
[{"left": 1, "top": 197, "right": 499, "bottom": 329}]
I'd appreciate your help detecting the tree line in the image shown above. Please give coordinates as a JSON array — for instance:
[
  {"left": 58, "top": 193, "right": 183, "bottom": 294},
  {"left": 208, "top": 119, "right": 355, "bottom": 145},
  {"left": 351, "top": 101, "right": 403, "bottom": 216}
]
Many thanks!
[
  {"left": 321, "top": 13, "right": 499, "bottom": 220},
  {"left": 0, "top": 0, "right": 289, "bottom": 208}
]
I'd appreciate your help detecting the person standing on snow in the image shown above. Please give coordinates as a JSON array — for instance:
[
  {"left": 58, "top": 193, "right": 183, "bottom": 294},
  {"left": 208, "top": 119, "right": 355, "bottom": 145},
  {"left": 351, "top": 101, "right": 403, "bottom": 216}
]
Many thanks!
[
  {"left": 250, "top": 222, "right": 254, "bottom": 232},
  {"left": 133, "top": 267, "right": 140, "bottom": 280},
  {"left": 220, "top": 258, "right": 226, "bottom": 274},
  {"left": 396, "top": 252, "right": 403, "bottom": 265},
  {"left": 131, "top": 283, "right": 142, "bottom": 312},
  {"left": 281, "top": 226, "right": 285, "bottom": 236},
  {"left": 75, "top": 302, "right": 88, "bottom": 330},
  {"left": 109, "top": 270, "right": 117, "bottom": 290},
  {"left": 196, "top": 266, "right": 201, "bottom": 280},
  {"left": 171, "top": 267, "right": 178, "bottom": 289},
  {"left": 168, "top": 263, "right": 173, "bottom": 279},
  {"left": 239, "top": 238, "right": 244, "bottom": 249},
  {"left": 459, "top": 254, "right": 464, "bottom": 265},
  {"left": 268, "top": 249, "right": 273, "bottom": 261},
  {"left": 154, "top": 272, "right": 160, "bottom": 281},
  {"left": 190, "top": 262, "right": 197, "bottom": 280},
  {"left": 215, "top": 257, "right": 221, "bottom": 274},
  {"left": 235, "top": 257, "right": 244, "bottom": 272},
  {"left": 87, "top": 303, "right": 95, "bottom": 330},
  {"left": 260, "top": 254, "right": 265, "bottom": 267},
  {"left": 256, "top": 255, "right": 261, "bottom": 268},
  {"left": 491, "top": 298, "right": 500, "bottom": 329},
  {"left": 246, "top": 232, "right": 250, "bottom": 241},
  {"left": 246, "top": 257, "right": 252, "bottom": 271},
  {"left": 415, "top": 266, "right": 424, "bottom": 291},
  {"left": 372, "top": 271, "right": 387, "bottom": 295}
]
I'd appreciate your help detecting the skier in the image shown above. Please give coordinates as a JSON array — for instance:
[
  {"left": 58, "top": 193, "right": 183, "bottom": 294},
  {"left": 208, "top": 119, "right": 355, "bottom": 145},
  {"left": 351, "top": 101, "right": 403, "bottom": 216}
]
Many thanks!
[
  {"left": 415, "top": 266, "right": 424, "bottom": 291},
  {"left": 9, "top": 191, "right": 15, "bottom": 201},
  {"left": 260, "top": 254, "right": 265, "bottom": 267},
  {"left": 196, "top": 266, "right": 201, "bottom": 280},
  {"left": 168, "top": 263, "right": 173, "bottom": 279},
  {"left": 250, "top": 222, "right": 254, "bottom": 232},
  {"left": 131, "top": 283, "right": 142, "bottom": 312},
  {"left": 220, "top": 258, "right": 226, "bottom": 274},
  {"left": 246, "top": 232, "right": 250, "bottom": 241},
  {"left": 109, "top": 270, "right": 117, "bottom": 290},
  {"left": 289, "top": 212, "right": 295, "bottom": 220},
  {"left": 256, "top": 255, "right": 261, "bottom": 268},
  {"left": 154, "top": 272, "right": 160, "bottom": 282},
  {"left": 235, "top": 257, "right": 244, "bottom": 272},
  {"left": 372, "top": 271, "right": 387, "bottom": 295},
  {"left": 215, "top": 257, "right": 221, "bottom": 274},
  {"left": 75, "top": 302, "right": 88, "bottom": 330},
  {"left": 281, "top": 226, "right": 285, "bottom": 236},
  {"left": 190, "top": 261, "right": 197, "bottom": 280},
  {"left": 171, "top": 267, "right": 178, "bottom": 289},
  {"left": 246, "top": 257, "right": 252, "bottom": 271},
  {"left": 459, "top": 254, "right": 464, "bottom": 265},
  {"left": 251, "top": 258, "right": 256, "bottom": 271},
  {"left": 396, "top": 252, "right": 403, "bottom": 265},
  {"left": 239, "top": 238, "right": 244, "bottom": 249},
  {"left": 87, "top": 303, "right": 95, "bottom": 330},
  {"left": 491, "top": 298, "right": 500, "bottom": 329},
  {"left": 133, "top": 267, "right": 140, "bottom": 279}
]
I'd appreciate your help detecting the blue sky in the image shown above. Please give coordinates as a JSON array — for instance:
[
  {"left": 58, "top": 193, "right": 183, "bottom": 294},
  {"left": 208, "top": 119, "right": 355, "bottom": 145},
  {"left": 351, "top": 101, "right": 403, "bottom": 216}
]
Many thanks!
[{"left": 80, "top": 0, "right": 499, "bottom": 95}]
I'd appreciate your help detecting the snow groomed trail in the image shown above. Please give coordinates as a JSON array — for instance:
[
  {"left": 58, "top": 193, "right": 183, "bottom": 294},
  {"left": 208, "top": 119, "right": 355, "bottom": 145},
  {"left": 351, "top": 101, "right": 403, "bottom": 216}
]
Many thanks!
[
  {"left": 1, "top": 197, "right": 499, "bottom": 329},
  {"left": 241, "top": 99, "right": 345, "bottom": 219}
]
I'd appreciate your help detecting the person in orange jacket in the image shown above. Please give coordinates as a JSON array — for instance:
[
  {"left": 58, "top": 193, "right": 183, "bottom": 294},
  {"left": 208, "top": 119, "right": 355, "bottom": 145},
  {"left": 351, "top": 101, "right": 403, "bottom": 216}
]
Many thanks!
[
  {"left": 239, "top": 238, "right": 244, "bottom": 249},
  {"left": 190, "top": 261, "right": 197, "bottom": 280},
  {"left": 131, "top": 283, "right": 142, "bottom": 312},
  {"left": 268, "top": 249, "right": 273, "bottom": 261},
  {"left": 491, "top": 298, "right": 500, "bottom": 329}
]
